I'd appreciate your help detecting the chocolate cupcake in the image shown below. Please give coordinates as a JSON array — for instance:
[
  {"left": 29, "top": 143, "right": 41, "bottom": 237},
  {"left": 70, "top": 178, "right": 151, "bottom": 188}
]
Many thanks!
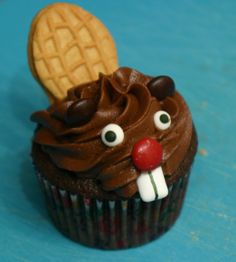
[{"left": 31, "top": 67, "right": 197, "bottom": 249}]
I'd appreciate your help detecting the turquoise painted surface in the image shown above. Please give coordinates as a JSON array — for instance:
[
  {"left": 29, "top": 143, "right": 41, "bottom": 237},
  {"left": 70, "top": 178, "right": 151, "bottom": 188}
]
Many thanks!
[{"left": 0, "top": 0, "right": 236, "bottom": 261}]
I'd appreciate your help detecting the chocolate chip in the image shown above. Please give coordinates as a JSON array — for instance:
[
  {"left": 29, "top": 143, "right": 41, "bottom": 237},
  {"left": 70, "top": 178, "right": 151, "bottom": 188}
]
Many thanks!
[
  {"left": 66, "top": 98, "right": 97, "bottom": 126},
  {"left": 51, "top": 101, "right": 74, "bottom": 121},
  {"left": 147, "top": 76, "right": 175, "bottom": 100}
]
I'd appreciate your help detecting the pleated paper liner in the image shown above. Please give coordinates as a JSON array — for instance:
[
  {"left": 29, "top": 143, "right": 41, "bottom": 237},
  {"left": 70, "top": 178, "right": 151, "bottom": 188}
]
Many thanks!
[{"left": 36, "top": 171, "right": 190, "bottom": 249}]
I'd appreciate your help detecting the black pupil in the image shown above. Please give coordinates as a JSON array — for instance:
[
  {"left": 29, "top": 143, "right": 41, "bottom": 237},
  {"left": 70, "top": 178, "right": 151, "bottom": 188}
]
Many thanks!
[
  {"left": 105, "top": 131, "right": 117, "bottom": 142},
  {"left": 160, "top": 114, "right": 169, "bottom": 124}
]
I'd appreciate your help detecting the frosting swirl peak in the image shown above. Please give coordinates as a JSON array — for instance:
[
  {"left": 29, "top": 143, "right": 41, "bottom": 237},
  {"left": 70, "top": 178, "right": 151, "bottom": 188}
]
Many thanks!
[{"left": 31, "top": 67, "right": 193, "bottom": 198}]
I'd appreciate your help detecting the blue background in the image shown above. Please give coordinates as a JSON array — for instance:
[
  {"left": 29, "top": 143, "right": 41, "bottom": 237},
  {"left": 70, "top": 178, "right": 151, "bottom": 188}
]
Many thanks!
[{"left": 0, "top": 0, "right": 236, "bottom": 261}]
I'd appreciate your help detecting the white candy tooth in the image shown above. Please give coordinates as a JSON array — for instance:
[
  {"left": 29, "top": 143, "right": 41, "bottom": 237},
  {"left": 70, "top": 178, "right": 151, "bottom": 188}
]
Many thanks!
[
  {"left": 137, "top": 171, "right": 156, "bottom": 202},
  {"left": 137, "top": 166, "right": 168, "bottom": 202},
  {"left": 152, "top": 166, "right": 168, "bottom": 199}
]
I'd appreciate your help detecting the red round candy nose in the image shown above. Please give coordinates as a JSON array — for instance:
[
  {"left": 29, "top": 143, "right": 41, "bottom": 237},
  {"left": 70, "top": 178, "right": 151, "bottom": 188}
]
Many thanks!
[{"left": 132, "top": 138, "right": 163, "bottom": 171}]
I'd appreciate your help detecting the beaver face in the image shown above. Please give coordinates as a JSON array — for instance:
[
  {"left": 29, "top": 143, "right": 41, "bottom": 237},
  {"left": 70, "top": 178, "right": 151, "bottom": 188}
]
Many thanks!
[{"left": 31, "top": 68, "right": 193, "bottom": 202}]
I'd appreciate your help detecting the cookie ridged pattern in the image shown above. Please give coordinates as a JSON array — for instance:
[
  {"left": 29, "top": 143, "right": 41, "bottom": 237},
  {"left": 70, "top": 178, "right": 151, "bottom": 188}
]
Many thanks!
[{"left": 28, "top": 3, "right": 118, "bottom": 101}]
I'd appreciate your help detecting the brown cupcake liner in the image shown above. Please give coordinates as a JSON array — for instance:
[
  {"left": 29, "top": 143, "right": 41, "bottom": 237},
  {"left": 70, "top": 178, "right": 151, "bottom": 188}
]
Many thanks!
[{"left": 36, "top": 171, "right": 190, "bottom": 249}]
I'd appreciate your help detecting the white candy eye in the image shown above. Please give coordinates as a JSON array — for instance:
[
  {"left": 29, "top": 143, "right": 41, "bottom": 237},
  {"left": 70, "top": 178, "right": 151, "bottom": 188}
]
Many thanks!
[
  {"left": 101, "top": 124, "right": 124, "bottom": 147},
  {"left": 154, "top": 110, "right": 171, "bottom": 130}
]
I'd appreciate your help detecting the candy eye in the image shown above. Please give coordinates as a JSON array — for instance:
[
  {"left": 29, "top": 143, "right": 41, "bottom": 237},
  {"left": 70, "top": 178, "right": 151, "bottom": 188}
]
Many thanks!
[
  {"left": 154, "top": 111, "right": 171, "bottom": 130},
  {"left": 101, "top": 124, "right": 124, "bottom": 147}
]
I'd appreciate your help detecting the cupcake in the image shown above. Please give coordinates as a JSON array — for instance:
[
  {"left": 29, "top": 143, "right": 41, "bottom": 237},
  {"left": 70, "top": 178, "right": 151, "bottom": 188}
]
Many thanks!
[{"left": 31, "top": 67, "right": 197, "bottom": 249}]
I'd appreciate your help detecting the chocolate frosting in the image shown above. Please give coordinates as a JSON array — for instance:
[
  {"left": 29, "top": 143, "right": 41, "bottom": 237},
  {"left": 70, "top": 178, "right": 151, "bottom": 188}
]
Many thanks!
[{"left": 31, "top": 67, "right": 193, "bottom": 198}]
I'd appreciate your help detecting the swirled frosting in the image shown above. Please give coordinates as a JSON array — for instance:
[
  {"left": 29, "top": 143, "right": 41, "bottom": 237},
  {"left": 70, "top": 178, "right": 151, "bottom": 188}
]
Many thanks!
[{"left": 31, "top": 67, "right": 193, "bottom": 198}]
